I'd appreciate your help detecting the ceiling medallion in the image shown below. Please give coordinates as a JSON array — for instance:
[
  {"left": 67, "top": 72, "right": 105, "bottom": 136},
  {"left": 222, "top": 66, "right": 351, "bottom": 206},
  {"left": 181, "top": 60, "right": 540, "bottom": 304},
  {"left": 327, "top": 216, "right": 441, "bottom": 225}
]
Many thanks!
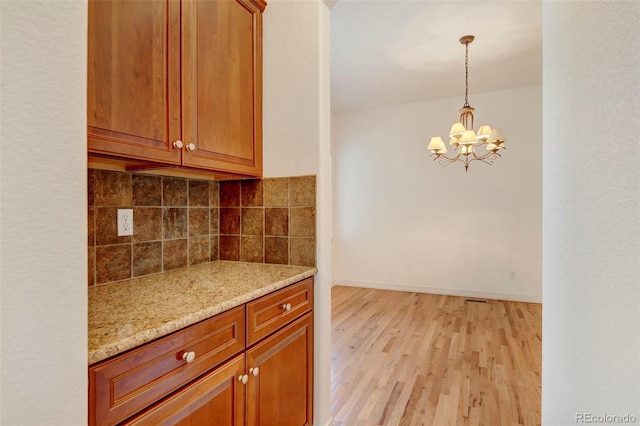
[{"left": 427, "top": 35, "right": 507, "bottom": 172}]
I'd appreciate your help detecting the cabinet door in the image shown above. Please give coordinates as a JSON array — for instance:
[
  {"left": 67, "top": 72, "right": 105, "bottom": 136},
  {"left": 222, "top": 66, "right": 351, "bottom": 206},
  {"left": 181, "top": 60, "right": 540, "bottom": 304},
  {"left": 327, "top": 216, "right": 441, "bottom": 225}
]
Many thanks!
[
  {"left": 246, "top": 313, "right": 313, "bottom": 426},
  {"left": 88, "top": 0, "right": 181, "bottom": 164},
  {"left": 181, "top": 0, "right": 265, "bottom": 176},
  {"left": 123, "top": 354, "right": 246, "bottom": 426}
]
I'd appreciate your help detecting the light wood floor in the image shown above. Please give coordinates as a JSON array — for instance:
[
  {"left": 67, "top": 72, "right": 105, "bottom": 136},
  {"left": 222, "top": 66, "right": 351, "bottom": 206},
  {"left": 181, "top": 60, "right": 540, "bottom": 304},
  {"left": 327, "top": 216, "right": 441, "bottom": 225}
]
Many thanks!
[{"left": 331, "top": 286, "right": 541, "bottom": 426}]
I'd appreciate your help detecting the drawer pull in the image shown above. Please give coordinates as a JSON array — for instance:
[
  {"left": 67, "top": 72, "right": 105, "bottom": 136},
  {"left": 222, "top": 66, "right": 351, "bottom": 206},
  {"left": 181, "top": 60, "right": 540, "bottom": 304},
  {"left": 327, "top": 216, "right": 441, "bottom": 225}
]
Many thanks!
[
  {"left": 250, "top": 367, "right": 259, "bottom": 377},
  {"left": 172, "top": 140, "right": 183, "bottom": 149},
  {"left": 238, "top": 374, "right": 249, "bottom": 384},
  {"left": 282, "top": 303, "right": 292, "bottom": 312},
  {"left": 182, "top": 351, "right": 196, "bottom": 364}
]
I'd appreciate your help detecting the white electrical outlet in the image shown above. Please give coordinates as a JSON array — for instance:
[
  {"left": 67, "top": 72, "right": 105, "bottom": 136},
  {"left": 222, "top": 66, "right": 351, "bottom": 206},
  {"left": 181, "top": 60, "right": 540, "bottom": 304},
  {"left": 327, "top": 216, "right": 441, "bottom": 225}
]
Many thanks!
[
  {"left": 510, "top": 270, "right": 517, "bottom": 280},
  {"left": 117, "top": 209, "right": 134, "bottom": 236}
]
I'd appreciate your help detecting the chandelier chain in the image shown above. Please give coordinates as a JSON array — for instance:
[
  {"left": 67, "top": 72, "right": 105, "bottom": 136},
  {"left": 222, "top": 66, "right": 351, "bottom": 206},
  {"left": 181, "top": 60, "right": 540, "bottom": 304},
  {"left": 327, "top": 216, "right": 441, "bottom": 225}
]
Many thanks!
[{"left": 464, "top": 42, "right": 469, "bottom": 108}]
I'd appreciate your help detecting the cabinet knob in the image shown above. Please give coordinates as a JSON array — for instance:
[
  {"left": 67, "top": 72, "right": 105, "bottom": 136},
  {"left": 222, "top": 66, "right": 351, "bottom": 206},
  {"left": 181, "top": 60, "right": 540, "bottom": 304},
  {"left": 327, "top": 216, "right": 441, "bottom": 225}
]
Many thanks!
[
  {"left": 182, "top": 351, "right": 196, "bottom": 363},
  {"left": 186, "top": 143, "right": 197, "bottom": 151},
  {"left": 249, "top": 367, "right": 259, "bottom": 377},
  {"left": 173, "top": 140, "right": 183, "bottom": 149},
  {"left": 238, "top": 374, "right": 249, "bottom": 384},
  {"left": 282, "top": 303, "right": 292, "bottom": 312}
]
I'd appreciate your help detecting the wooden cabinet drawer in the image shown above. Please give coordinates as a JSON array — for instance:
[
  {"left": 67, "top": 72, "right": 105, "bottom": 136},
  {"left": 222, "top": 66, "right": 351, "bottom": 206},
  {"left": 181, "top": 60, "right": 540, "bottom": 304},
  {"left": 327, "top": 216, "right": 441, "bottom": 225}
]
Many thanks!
[
  {"left": 123, "top": 354, "right": 246, "bottom": 426},
  {"left": 246, "top": 277, "right": 313, "bottom": 346},
  {"left": 89, "top": 306, "right": 245, "bottom": 426}
]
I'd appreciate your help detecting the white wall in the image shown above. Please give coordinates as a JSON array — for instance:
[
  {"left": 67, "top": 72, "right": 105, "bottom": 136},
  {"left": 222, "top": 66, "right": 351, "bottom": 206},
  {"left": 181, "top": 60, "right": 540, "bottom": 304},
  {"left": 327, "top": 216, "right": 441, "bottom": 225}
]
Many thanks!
[
  {"left": 0, "top": 1, "right": 87, "bottom": 424},
  {"left": 543, "top": 2, "right": 640, "bottom": 423},
  {"left": 333, "top": 86, "right": 542, "bottom": 302},
  {"left": 263, "top": 1, "right": 332, "bottom": 424}
]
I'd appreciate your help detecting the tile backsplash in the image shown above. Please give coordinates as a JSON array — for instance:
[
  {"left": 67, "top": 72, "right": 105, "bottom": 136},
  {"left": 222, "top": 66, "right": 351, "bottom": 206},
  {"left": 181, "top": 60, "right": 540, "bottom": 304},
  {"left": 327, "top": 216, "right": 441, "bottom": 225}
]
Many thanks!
[
  {"left": 88, "top": 170, "right": 316, "bottom": 286},
  {"left": 218, "top": 176, "right": 316, "bottom": 266}
]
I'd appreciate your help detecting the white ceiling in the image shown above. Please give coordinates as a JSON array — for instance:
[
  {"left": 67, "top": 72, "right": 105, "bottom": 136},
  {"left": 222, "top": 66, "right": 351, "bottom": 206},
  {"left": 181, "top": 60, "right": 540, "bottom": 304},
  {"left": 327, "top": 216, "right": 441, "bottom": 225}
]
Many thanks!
[{"left": 330, "top": 0, "right": 543, "bottom": 112}]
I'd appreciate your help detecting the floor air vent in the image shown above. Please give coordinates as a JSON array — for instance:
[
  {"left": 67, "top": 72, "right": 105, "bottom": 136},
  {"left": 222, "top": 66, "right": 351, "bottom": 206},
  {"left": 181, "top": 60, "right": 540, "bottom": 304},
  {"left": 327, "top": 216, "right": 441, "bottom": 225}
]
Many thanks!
[{"left": 465, "top": 298, "right": 488, "bottom": 303}]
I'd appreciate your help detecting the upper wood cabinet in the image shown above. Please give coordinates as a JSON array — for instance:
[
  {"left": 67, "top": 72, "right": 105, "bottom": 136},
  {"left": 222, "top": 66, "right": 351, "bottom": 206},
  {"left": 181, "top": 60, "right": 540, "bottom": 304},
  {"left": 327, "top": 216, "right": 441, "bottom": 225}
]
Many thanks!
[{"left": 88, "top": 0, "right": 265, "bottom": 177}]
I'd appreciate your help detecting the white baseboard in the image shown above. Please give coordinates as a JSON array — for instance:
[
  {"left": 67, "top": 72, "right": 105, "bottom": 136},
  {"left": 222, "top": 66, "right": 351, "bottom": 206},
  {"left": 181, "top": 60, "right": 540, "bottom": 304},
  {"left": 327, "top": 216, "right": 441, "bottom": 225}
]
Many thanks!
[
  {"left": 317, "top": 417, "right": 333, "bottom": 426},
  {"left": 333, "top": 280, "right": 542, "bottom": 303}
]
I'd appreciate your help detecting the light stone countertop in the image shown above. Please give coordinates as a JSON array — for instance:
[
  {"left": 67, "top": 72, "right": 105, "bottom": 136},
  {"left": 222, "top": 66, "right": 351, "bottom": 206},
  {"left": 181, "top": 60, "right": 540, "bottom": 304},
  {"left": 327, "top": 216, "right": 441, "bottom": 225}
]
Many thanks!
[{"left": 88, "top": 261, "right": 317, "bottom": 365}]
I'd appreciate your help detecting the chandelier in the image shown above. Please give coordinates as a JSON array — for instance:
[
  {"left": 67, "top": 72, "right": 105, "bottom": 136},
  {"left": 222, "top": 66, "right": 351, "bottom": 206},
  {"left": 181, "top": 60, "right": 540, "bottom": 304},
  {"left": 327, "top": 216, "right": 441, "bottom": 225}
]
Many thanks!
[{"left": 427, "top": 35, "right": 507, "bottom": 172}]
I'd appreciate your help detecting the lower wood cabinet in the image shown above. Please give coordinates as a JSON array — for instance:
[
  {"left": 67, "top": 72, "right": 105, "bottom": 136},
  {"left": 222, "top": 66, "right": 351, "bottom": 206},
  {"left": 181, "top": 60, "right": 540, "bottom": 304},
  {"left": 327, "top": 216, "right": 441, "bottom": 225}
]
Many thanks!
[
  {"left": 247, "top": 313, "right": 313, "bottom": 426},
  {"left": 123, "top": 354, "right": 246, "bottom": 426},
  {"left": 89, "top": 306, "right": 246, "bottom": 425},
  {"left": 89, "top": 278, "right": 314, "bottom": 426}
]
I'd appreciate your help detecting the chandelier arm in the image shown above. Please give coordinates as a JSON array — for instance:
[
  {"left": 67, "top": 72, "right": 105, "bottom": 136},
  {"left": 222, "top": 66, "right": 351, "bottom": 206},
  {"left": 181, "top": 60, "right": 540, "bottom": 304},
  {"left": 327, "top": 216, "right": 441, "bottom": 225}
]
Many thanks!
[
  {"left": 431, "top": 151, "right": 464, "bottom": 167},
  {"left": 433, "top": 151, "right": 462, "bottom": 162},
  {"left": 467, "top": 153, "right": 501, "bottom": 166},
  {"left": 472, "top": 150, "right": 502, "bottom": 161},
  {"left": 438, "top": 157, "right": 464, "bottom": 168}
]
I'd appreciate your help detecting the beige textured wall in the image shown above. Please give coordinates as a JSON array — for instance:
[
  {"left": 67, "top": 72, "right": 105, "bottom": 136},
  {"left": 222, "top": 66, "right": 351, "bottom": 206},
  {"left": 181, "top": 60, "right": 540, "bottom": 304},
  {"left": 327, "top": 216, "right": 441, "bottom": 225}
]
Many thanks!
[
  {"left": 0, "top": 1, "right": 87, "bottom": 423},
  {"left": 263, "top": 1, "right": 332, "bottom": 424},
  {"left": 542, "top": 1, "right": 640, "bottom": 423}
]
